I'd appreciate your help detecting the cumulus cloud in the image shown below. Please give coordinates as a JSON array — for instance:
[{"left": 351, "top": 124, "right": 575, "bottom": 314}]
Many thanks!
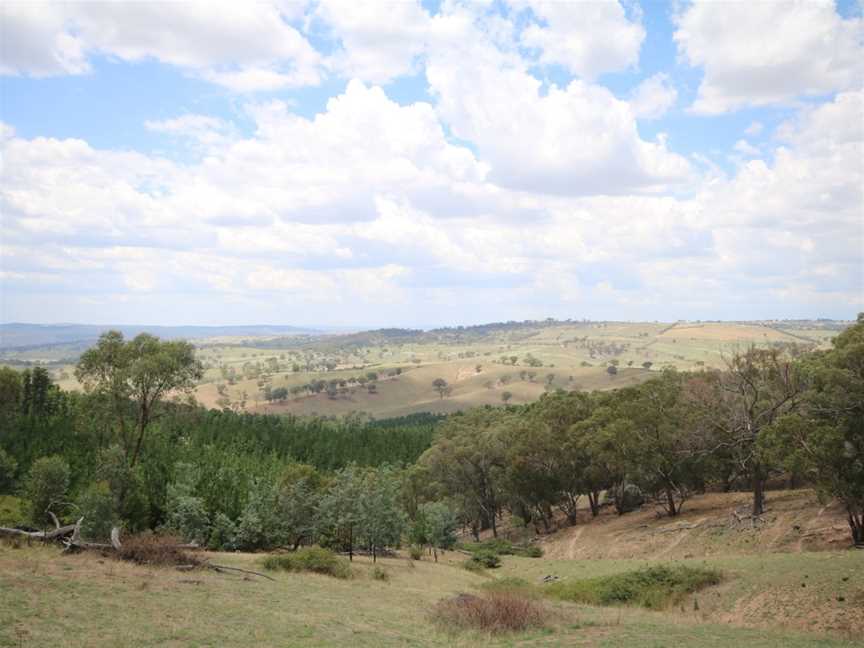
[
  {"left": 425, "top": 6, "right": 690, "bottom": 195},
  {"left": 0, "top": 1, "right": 322, "bottom": 90},
  {"left": 675, "top": 0, "right": 864, "bottom": 113},
  {"left": 630, "top": 73, "right": 678, "bottom": 119},
  {"left": 516, "top": 0, "right": 645, "bottom": 79}
]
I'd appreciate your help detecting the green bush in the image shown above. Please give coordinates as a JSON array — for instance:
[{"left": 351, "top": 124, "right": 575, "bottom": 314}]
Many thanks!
[
  {"left": 165, "top": 495, "right": 210, "bottom": 544},
  {"left": 458, "top": 539, "right": 542, "bottom": 558},
  {"left": 208, "top": 513, "right": 238, "bottom": 551},
  {"left": 0, "top": 495, "right": 25, "bottom": 527},
  {"left": 545, "top": 565, "right": 722, "bottom": 610},
  {"left": 468, "top": 550, "right": 501, "bottom": 569},
  {"left": 23, "top": 455, "right": 70, "bottom": 526},
  {"left": 261, "top": 546, "right": 351, "bottom": 579},
  {"left": 77, "top": 481, "right": 117, "bottom": 542},
  {"left": 409, "top": 545, "right": 423, "bottom": 560}
]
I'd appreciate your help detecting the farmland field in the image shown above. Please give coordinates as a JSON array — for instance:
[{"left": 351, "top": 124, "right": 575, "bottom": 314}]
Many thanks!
[{"left": 1, "top": 320, "right": 848, "bottom": 418}]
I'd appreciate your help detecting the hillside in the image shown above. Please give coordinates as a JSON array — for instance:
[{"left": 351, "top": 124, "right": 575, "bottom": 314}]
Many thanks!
[
  {"left": 3, "top": 319, "right": 850, "bottom": 418},
  {"left": 2, "top": 488, "right": 861, "bottom": 647}
]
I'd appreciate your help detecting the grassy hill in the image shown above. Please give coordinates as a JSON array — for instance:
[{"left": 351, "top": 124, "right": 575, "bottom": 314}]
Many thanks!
[
  {"left": 2, "top": 488, "right": 860, "bottom": 647},
  {"left": 3, "top": 319, "right": 849, "bottom": 418}
]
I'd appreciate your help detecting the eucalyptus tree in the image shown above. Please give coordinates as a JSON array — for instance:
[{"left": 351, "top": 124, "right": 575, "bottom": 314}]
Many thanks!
[{"left": 76, "top": 331, "right": 202, "bottom": 467}]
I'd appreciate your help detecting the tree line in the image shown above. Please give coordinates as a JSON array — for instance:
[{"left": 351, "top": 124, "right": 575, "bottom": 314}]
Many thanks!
[{"left": 1, "top": 316, "right": 861, "bottom": 551}]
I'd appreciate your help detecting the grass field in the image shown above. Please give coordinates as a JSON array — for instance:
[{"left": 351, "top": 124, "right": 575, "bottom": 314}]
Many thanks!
[{"left": 2, "top": 489, "right": 861, "bottom": 647}]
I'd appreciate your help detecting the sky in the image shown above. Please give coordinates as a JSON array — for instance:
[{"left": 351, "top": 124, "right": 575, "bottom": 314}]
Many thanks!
[{"left": 1, "top": 0, "right": 862, "bottom": 328}]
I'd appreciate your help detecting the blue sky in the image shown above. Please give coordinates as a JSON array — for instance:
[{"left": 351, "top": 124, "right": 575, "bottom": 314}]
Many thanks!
[{"left": 1, "top": 0, "right": 862, "bottom": 327}]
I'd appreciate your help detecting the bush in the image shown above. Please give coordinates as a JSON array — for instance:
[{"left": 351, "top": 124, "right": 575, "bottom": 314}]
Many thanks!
[
  {"left": 545, "top": 565, "right": 722, "bottom": 610},
  {"left": 165, "top": 495, "right": 210, "bottom": 544},
  {"left": 0, "top": 495, "right": 25, "bottom": 527},
  {"left": 208, "top": 513, "right": 238, "bottom": 551},
  {"left": 23, "top": 455, "right": 70, "bottom": 526},
  {"left": 261, "top": 546, "right": 351, "bottom": 579},
  {"left": 371, "top": 565, "right": 390, "bottom": 582},
  {"left": 118, "top": 533, "right": 200, "bottom": 567},
  {"left": 459, "top": 539, "right": 542, "bottom": 559},
  {"left": 431, "top": 592, "right": 547, "bottom": 634},
  {"left": 409, "top": 545, "right": 423, "bottom": 561},
  {"left": 471, "top": 550, "right": 502, "bottom": 569},
  {"left": 77, "top": 481, "right": 117, "bottom": 542}
]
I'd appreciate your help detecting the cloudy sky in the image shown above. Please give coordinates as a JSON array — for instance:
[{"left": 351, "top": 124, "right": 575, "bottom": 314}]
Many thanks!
[{"left": 1, "top": 0, "right": 862, "bottom": 328}]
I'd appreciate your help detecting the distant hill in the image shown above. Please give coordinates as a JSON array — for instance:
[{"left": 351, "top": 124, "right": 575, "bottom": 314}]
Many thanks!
[{"left": 0, "top": 323, "right": 320, "bottom": 350}]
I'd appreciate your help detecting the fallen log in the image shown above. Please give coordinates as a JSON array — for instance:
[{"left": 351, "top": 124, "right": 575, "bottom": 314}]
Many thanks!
[{"left": 0, "top": 524, "right": 77, "bottom": 541}]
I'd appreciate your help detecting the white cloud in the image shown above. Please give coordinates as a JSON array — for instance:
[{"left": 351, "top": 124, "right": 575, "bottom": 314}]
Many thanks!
[
  {"left": 0, "top": 1, "right": 322, "bottom": 90},
  {"left": 425, "top": 6, "right": 689, "bottom": 196},
  {"left": 516, "top": 0, "right": 645, "bottom": 79},
  {"left": 675, "top": 0, "right": 864, "bottom": 113},
  {"left": 732, "top": 139, "right": 760, "bottom": 157},
  {"left": 630, "top": 73, "right": 678, "bottom": 119},
  {"left": 314, "top": 0, "right": 431, "bottom": 84}
]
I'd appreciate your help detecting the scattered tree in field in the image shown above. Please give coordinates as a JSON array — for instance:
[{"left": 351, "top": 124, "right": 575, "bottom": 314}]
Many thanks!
[
  {"left": 642, "top": 361, "right": 653, "bottom": 370},
  {"left": 606, "top": 365, "right": 618, "bottom": 377},
  {"left": 501, "top": 391, "right": 513, "bottom": 404},
  {"left": 432, "top": 378, "right": 450, "bottom": 399},
  {"left": 76, "top": 331, "right": 202, "bottom": 467}
]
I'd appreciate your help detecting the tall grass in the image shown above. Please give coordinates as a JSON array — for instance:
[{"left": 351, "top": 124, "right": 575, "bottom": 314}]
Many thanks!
[
  {"left": 261, "top": 546, "right": 352, "bottom": 579},
  {"left": 545, "top": 564, "right": 721, "bottom": 610}
]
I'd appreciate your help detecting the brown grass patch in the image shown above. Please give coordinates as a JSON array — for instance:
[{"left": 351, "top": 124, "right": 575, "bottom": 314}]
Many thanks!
[{"left": 430, "top": 592, "right": 547, "bottom": 634}]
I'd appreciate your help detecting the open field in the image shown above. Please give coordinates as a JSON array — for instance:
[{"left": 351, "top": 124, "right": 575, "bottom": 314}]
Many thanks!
[
  {"left": 2, "top": 320, "right": 849, "bottom": 418},
  {"left": 2, "top": 488, "right": 861, "bottom": 647}
]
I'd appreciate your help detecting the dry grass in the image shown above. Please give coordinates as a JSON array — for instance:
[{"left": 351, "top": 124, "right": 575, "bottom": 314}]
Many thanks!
[
  {"left": 431, "top": 592, "right": 547, "bottom": 634},
  {"left": 117, "top": 533, "right": 201, "bottom": 567}
]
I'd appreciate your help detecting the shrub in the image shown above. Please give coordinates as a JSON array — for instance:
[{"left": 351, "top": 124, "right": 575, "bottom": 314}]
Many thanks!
[
  {"left": 409, "top": 545, "right": 423, "bottom": 561},
  {"left": 165, "top": 495, "right": 210, "bottom": 544},
  {"left": 470, "top": 550, "right": 502, "bottom": 569},
  {"left": 261, "top": 546, "right": 351, "bottom": 579},
  {"left": 545, "top": 565, "right": 722, "bottom": 610},
  {"left": 459, "top": 539, "right": 542, "bottom": 559},
  {"left": 208, "top": 513, "right": 238, "bottom": 551},
  {"left": 77, "top": 481, "right": 117, "bottom": 542},
  {"left": 431, "top": 592, "right": 547, "bottom": 634},
  {"left": 23, "top": 455, "right": 70, "bottom": 526},
  {"left": 118, "top": 533, "right": 200, "bottom": 567},
  {"left": 371, "top": 565, "right": 390, "bottom": 582},
  {"left": 0, "top": 495, "right": 25, "bottom": 527}
]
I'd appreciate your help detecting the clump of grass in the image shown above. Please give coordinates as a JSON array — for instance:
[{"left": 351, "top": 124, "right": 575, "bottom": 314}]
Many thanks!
[
  {"left": 408, "top": 545, "right": 423, "bottom": 560},
  {"left": 261, "top": 546, "right": 351, "bottom": 579},
  {"left": 118, "top": 534, "right": 201, "bottom": 567},
  {"left": 458, "top": 539, "right": 543, "bottom": 558},
  {"left": 431, "top": 592, "right": 547, "bottom": 634},
  {"left": 371, "top": 565, "right": 390, "bottom": 582},
  {"left": 545, "top": 564, "right": 721, "bottom": 610}
]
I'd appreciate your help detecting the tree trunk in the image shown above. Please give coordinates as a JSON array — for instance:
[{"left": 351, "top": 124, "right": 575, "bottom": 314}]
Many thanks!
[
  {"left": 848, "top": 508, "right": 863, "bottom": 547},
  {"left": 752, "top": 474, "right": 766, "bottom": 516},
  {"left": 588, "top": 491, "right": 600, "bottom": 517},
  {"left": 665, "top": 487, "right": 679, "bottom": 517},
  {"left": 372, "top": 545, "right": 376, "bottom": 563},
  {"left": 471, "top": 522, "right": 480, "bottom": 542},
  {"left": 348, "top": 526, "right": 353, "bottom": 562},
  {"left": 490, "top": 511, "right": 497, "bottom": 538}
]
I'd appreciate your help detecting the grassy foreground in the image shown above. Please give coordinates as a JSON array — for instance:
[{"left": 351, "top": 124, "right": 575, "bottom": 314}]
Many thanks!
[{"left": 1, "top": 543, "right": 860, "bottom": 647}]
